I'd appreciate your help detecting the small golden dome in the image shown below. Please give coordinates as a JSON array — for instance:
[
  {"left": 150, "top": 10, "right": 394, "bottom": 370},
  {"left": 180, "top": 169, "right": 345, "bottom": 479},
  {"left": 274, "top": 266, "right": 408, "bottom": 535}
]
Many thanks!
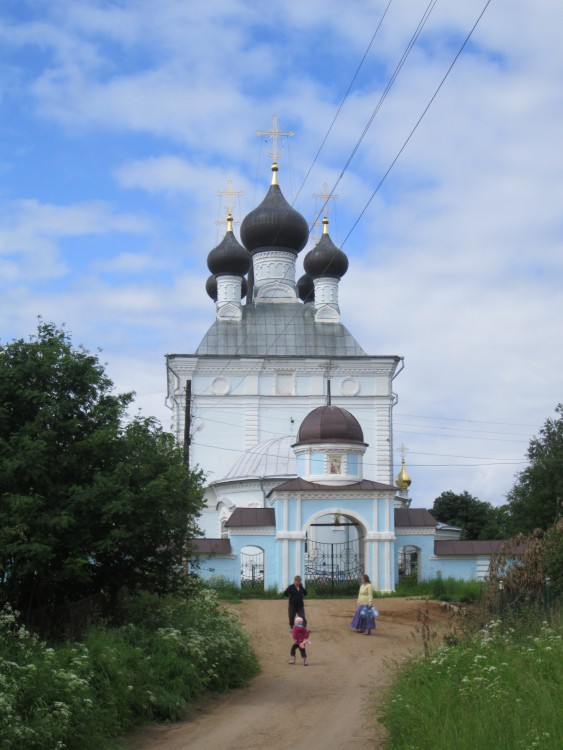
[{"left": 396, "top": 459, "right": 412, "bottom": 491}]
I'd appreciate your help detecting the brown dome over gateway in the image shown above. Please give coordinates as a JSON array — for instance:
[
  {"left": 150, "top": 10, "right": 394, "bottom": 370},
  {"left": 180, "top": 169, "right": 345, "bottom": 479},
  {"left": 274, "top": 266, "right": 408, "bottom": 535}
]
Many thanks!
[{"left": 295, "top": 405, "right": 366, "bottom": 445}]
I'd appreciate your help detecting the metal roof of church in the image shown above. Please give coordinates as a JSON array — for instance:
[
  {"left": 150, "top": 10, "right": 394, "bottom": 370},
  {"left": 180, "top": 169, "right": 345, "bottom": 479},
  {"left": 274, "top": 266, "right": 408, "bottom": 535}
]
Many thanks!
[
  {"left": 196, "top": 303, "right": 367, "bottom": 356},
  {"left": 225, "top": 507, "right": 276, "bottom": 527},
  {"left": 434, "top": 540, "right": 506, "bottom": 556},
  {"left": 193, "top": 538, "right": 232, "bottom": 555},
  {"left": 394, "top": 508, "right": 437, "bottom": 527},
  {"left": 216, "top": 436, "right": 296, "bottom": 482},
  {"left": 269, "top": 478, "right": 397, "bottom": 495}
]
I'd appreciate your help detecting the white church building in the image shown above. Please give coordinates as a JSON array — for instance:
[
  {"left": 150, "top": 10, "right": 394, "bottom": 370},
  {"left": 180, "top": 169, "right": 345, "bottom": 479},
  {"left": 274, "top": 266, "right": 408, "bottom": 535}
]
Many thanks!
[{"left": 166, "top": 152, "right": 503, "bottom": 593}]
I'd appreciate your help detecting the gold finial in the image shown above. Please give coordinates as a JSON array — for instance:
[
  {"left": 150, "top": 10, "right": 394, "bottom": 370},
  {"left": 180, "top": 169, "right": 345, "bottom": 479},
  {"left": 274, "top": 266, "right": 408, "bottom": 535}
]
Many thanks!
[
  {"left": 271, "top": 162, "right": 279, "bottom": 186},
  {"left": 215, "top": 207, "right": 240, "bottom": 230},
  {"left": 322, "top": 216, "right": 329, "bottom": 235},
  {"left": 395, "top": 444, "right": 412, "bottom": 491},
  {"left": 256, "top": 114, "right": 294, "bottom": 165}
]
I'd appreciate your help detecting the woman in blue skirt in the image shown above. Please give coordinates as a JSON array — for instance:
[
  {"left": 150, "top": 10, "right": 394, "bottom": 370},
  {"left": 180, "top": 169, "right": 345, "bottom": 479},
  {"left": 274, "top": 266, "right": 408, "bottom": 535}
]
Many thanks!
[{"left": 350, "top": 574, "right": 378, "bottom": 635}]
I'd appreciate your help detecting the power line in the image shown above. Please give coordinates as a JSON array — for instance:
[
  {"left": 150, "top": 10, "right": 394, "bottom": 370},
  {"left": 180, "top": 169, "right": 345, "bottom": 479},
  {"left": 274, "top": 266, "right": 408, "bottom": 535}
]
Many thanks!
[
  {"left": 309, "top": 0, "right": 439, "bottom": 229},
  {"left": 341, "top": 0, "right": 494, "bottom": 248},
  {"left": 293, "top": 0, "right": 395, "bottom": 205}
]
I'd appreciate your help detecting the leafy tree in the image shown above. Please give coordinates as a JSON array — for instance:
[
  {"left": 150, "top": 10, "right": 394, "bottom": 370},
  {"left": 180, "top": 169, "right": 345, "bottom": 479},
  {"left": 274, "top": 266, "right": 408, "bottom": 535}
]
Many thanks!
[
  {"left": 431, "top": 490, "right": 506, "bottom": 540},
  {"left": 485, "top": 518, "right": 563, "bottom": 610},
  {"left": 505, "top": 404, "right": 563, "bottom": 534},
  {"left": 0, "top": 322, "right": 204, "bottom": 625}
]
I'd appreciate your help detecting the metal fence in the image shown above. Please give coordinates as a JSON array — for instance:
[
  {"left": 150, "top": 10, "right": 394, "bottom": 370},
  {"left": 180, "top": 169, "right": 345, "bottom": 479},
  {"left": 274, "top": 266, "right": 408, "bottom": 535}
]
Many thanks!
[
  {"left": 305, "top": 536, "right": 364, "bottom": 594},
  {"left": 240, "top": 550, "right": 264, "bottom": 593}
]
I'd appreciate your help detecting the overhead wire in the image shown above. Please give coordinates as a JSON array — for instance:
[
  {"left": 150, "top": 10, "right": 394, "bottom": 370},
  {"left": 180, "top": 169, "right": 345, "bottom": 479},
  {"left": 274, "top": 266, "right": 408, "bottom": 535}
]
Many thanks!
[
  {"left": 172, "top": 0, "right": 498, "bottom": 477},
  {"left": 293, "top": 0, "right": 395, "bottom": 205},
  {"left": 309, "top": 0, "right": 439, "bottom": 228},
  {"left": 188, "top": 0, "right": 439, "bottom": 418},
  {"left": 341, "top": 0, "right": 494, "bottom": 249}
]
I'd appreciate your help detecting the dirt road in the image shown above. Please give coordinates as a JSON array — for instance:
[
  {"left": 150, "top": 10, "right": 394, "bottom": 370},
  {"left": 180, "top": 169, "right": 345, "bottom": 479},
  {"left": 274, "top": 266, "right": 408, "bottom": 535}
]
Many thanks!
[{"left": 125, "top": 597, "right": 449, "bottom": 750}]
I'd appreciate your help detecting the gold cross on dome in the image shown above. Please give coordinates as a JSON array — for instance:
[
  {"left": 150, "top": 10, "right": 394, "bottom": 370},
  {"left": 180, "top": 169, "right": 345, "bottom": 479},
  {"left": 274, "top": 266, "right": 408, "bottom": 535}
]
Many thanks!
[
  {"left": 256, "top": 114, "right": 294, "bottom": 163},
  {"left": 313, "top": 183, "right": 339, "bottom": 211},
  {"left": 217, "top": 179, "right": 244, "bottom": 217}
]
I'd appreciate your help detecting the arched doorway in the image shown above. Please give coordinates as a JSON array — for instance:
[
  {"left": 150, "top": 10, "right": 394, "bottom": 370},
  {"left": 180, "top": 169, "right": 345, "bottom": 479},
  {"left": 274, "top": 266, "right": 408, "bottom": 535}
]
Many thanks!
[
  {"left": 304, "top": 511, "right": 364, "bottom": 594},
  {"left": 398, "top": 544, "right": 420, "bottom": 582},
  {"left": 240, "top": 545, "right": 264, "bottom": 593}
]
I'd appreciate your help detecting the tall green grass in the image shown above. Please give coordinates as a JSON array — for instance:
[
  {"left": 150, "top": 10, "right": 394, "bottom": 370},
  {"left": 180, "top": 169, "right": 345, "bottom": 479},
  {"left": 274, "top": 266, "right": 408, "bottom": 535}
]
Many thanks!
[
  {"left": 394, "top": 575, "right": 483, "bottom": 603},
  {"left": 381, "top": 613, "right": 563, "bottom": 750},
  {"left": 206, "top": 574, "right": 281, "bottom": 600},
  {"left": 207, "top": 574, "right": 483, "bottom": 603},
  {"left": 0, "top": 588, "right": 259, "bottom": 750}
]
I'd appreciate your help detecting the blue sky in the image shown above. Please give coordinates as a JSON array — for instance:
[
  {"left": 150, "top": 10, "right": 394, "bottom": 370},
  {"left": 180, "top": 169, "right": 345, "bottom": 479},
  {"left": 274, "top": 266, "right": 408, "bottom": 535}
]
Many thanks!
[{"left": 1, "top": 0, "right": 562, "bottom": 509}]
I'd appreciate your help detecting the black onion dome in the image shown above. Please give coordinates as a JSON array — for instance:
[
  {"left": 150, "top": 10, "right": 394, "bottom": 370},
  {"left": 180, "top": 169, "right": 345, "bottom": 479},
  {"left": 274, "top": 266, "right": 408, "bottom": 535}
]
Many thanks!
[
  {"left": 303, "top": 229, "right": 349, "bottom": 280},
  {"left": 205, "top": 274, "right": 218, "bottom": 301},
  {"left": 207, "top": 225, "right": 251, "bottom": 277},
  {"left": 240, "top": 170, "right": 309, "bottom": 256},
  {"left": 297, "top": 273, "right": 314, "bottom": 303},
  {"left": 296, "top": 405, "right": 365, "bottom": 445}
]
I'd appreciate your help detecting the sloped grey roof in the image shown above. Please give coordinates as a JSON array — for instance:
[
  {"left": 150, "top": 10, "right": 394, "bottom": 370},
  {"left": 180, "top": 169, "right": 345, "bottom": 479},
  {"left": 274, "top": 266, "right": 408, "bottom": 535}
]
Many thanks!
[
  {"left": 434, "top": 540, "right": 506, "bottom": 556},
  {"left": 193, "top": 538, "right": 232, "bottom": 555},
  {"left": 196, "top": 303, "right": 367, "bottom": 356},
  {"left": 269, "top": 478, "right": 397, "bottom": 495},
  {"left": 225, "top": 508, "right": 276, "bottom": 527},
  {"left": 394, "top": 508, "right": 437, "bottom": 527}
]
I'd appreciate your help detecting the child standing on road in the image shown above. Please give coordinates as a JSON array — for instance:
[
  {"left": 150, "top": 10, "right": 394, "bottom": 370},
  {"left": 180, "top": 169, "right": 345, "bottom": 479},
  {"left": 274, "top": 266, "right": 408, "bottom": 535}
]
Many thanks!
[{"left": 288, "top": 616, "right": 310, "bottom": 666}]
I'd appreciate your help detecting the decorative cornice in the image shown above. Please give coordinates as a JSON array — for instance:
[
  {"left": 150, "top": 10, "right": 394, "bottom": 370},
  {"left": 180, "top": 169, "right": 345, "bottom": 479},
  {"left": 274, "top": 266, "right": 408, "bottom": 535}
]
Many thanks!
[
  {"left": 229, "top": 527, "right": 276, "bottom": 536},
  {"left": 395, "top": 527, "right": 435, "bottom": 536}
]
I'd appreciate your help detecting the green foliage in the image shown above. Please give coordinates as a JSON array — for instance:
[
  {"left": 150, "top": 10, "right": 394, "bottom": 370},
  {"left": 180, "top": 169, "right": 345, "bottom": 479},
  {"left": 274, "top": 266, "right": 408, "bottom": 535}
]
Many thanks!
[
  {"left": 506, "top": 404, "right": 563, "bottom": 534},
  {"left": 0, "top": 322, "right": 205, "bottom": 631},
  {"left": 431, "top": 490, "right": 508, "bottom": 540},
  {"left": 394, "top": 576, "right": 482, "bottom": 603},
  {"left": 0, "top": 589, "right": 259, "bottom": 749},
  {"left": 205, "top": 576, "right": 282, "bottom": 601},
  {"left": 485, "top": 520, "right": 563, "bottom": 614},
  {"left": 543, "top": 521, "right": 563, "bottom": 595},
  {"left": 381, "top": 615, "right": 563, "bottom": 750}
]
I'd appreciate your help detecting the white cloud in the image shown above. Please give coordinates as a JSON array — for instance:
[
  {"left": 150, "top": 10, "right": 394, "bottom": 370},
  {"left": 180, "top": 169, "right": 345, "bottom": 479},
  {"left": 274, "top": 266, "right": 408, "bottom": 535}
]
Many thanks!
[{"left": 2, "top": 0, "right": 562, "bottom": 508}]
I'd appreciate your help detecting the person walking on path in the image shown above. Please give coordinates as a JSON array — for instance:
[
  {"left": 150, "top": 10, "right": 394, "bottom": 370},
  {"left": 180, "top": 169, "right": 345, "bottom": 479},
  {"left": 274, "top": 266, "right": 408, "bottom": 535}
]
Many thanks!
[
  {"left": 288, "top": 616, "right": 310, "bottom": 666},
  {"left": 283, "top": 575, "right": 308, "bottom": 630},
  {"left": 349, "top": 573, "right": 378, "bottom": 635}
]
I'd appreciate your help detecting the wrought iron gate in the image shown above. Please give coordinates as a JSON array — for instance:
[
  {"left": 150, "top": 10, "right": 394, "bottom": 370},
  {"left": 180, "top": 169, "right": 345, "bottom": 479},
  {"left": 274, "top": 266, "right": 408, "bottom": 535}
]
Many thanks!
[
  {"left": 240, "top": 549, "right": 264, "bottom": 592},
  {"left": 305, "top": 535, "right": 364, "bottom": 594}
]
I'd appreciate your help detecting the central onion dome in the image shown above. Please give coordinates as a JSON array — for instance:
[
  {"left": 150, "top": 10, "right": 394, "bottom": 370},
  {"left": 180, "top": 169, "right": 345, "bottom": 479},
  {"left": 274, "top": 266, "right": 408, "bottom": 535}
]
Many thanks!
[
  {"left": 303, "top": 217, "right": 349, "bottom": 279},
  {"left": 240, "top": 164, "right": 309, "bottom": 255},
  {"left": 207, "top": 214, "right": 252, "bottom": 277},
  {"left": 296, "top": 405, "right": 365, "bottom": 445}
]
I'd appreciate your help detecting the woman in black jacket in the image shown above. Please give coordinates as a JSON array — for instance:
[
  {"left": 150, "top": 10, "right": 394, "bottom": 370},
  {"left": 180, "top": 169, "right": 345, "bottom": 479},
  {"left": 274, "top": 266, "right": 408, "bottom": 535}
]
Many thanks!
[{"left": 283, "top": 575, "right": 308, "bottom": 630}]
